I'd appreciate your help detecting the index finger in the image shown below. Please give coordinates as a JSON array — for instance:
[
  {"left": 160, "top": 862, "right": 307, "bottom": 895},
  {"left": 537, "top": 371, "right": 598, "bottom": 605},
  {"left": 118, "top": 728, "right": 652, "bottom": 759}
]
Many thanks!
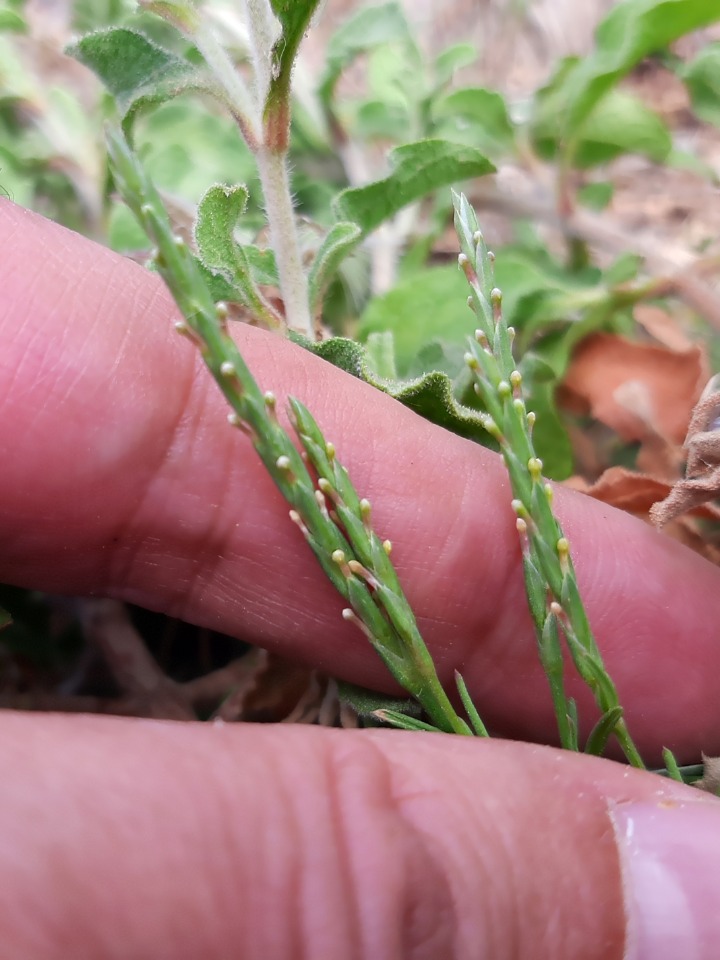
[{"left": 0, "top": 199, "right": 717, "bottom": 762}]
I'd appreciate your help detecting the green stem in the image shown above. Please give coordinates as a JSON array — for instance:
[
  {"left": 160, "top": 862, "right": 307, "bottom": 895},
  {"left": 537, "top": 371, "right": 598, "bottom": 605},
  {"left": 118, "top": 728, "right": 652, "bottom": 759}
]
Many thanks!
[{"left": 453, "top": 190, "right": 645, "bottom": 768}]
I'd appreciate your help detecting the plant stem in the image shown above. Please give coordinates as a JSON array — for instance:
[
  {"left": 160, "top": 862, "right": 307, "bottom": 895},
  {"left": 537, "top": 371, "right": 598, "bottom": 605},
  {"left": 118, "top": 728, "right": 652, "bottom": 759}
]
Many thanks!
[
  {"left": 107, "top": 129, "right": 472, "bottom": 737},
  {"left": 160, "top": 3, "right": 314, "bottom": 338},
  {"left": 193, "top": 20, "right": 261, "bottom": 148},
  {"left": 453, "top": 190, "right": 645, "bottom": 768},
  {"left": 238, "top": 0, "right": 313, "bottom": 338},
  {"left": 256, "top": 145, "right": 314, "bottom": 336}
]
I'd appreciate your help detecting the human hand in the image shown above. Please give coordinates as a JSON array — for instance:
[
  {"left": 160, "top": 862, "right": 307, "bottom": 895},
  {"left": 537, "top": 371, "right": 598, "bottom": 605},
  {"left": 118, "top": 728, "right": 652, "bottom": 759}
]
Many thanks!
[{"left": 1, "top": 200, "right": 720, "bottom": 958}]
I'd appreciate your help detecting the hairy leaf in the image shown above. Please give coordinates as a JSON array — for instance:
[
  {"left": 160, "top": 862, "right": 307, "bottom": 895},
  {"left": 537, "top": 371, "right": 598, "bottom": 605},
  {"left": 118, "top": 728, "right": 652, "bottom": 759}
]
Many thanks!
[
  {"left": 290, "top": 332, "right": 493, "bottom": 444},
  {"left": 194, "top": 183, "right": 250, "bottom": 279},
  {"left": 336, "top": 681, "right": 421, "bottom": 723},
  {"left": 334, "top": 140, "right": 494, "bottom": 235},
  {"left": 308, "top": 221, "right": 362, "bottom": 314},
  {"left": 68, "top": 28, "right": 210, "bottom": 131},
  {"left": 194, "top": 184, "right": 281, "bottom": 324}
]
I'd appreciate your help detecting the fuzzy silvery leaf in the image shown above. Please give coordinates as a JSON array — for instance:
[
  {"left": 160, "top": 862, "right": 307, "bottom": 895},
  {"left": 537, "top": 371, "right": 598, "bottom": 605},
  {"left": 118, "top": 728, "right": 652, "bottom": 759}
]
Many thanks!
[
  {"left": 335, "top": 140, "right": 494, "bottom": 236},
  {"left": 68, "top": 28, "right": 212, "bottom": 132},
  {"left": 307, "top": 221, "right": 362, "bottom": 314},
  {"left": 290, "top": 333, "right": 492, "bottom": 445},
  {"left": 194, "top": 184, "right": 281, "bottom": 324}
]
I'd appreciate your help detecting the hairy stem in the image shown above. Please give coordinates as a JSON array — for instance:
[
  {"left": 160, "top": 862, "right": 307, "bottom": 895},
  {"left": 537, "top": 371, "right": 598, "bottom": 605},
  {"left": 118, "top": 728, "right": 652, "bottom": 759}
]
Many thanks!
[
  {"left": 193, "top": 20, "right": 261, "bottom": 148},
  {"left": 256, "top": 145, "right": 313, "bottom": 336}
]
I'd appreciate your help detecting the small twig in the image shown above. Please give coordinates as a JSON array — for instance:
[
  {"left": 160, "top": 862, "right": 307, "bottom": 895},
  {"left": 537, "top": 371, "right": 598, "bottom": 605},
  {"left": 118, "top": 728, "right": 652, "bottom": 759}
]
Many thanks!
[{"left": 79, "top": 599, "right": 195, "bottom": 720}]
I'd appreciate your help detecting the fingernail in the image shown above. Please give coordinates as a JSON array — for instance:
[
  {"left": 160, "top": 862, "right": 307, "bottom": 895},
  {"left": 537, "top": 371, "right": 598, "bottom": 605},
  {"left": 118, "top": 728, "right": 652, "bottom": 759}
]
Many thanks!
[{"left": 611, "top": 797, "right": 720, "bottom": 960}]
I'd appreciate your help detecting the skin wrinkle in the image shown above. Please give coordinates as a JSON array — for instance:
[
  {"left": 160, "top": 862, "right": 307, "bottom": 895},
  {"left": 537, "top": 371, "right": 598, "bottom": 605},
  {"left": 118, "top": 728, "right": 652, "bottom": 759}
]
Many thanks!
[
  {"left": 5, "top": 716, "right": 720, "bottom": 958},
  {"left": 380, "top": 739, "right": 505, "bottom": 959},
  {"left": 327, "top": 734, "right": 456, "bottom": 960},
  {"left": 372, "top": 734, "right": 626, "bottom": 960},
  {"left": 257, "top": 740, "right": 306, "bottom": 960}
]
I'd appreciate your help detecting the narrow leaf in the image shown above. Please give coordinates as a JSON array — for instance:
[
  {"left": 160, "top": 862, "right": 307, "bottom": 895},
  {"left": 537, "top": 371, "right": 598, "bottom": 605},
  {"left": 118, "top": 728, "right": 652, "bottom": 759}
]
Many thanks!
[
  {"left": 455, "top": 671, "right": 489, "bottom": 737},
  {"left": 373, "top": 709, "right": 443, "bottom": 733},
  {"left": 584, "top": 706, "right": 624, "bottom": 756},
  {"left": 334, "top": 139, "right": 494, "bottom": 235},
  {"left": 662, "top": 747, "right": 685, "bottom": 783}
]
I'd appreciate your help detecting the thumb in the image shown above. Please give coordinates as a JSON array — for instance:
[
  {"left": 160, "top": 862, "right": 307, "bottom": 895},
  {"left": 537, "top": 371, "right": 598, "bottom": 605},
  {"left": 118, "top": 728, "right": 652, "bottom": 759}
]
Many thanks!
[{"left": 2, "top": 712, "right": 718, "bottom": 960}]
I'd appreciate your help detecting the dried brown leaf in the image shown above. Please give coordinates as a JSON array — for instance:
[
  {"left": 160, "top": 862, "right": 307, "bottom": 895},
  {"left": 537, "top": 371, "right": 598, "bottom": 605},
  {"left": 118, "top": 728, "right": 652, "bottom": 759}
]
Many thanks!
[
  {"left": 570, "top": 466, "right": 720, "bottom": 563},
  {"left": 634, "top": 304, "right": 694, "bottom": 353},
  {"left": 651, "top": 379, "right": 720, "bottom": 528},
  {"left": 693, "top": 754, "right": 720, "bottom": 796},
  {"left": 560, "top": 333, "right": 709, "bottom": 444}
]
